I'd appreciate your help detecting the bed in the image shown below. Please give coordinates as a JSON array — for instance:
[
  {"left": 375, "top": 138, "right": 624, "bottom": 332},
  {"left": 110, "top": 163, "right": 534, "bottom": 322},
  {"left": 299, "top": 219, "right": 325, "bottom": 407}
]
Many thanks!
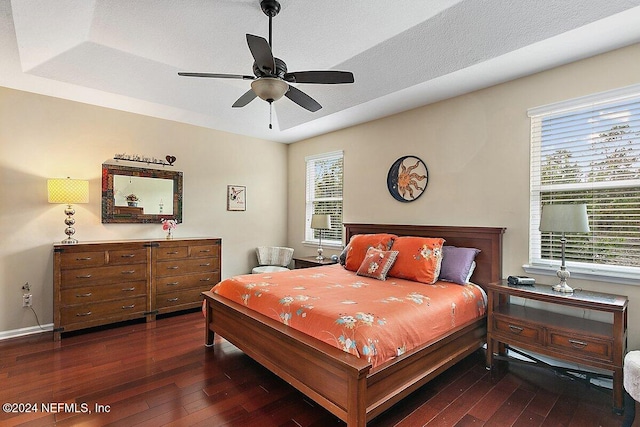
[{"left": 202, "top": 223, "right": 505, "bottom": 426}]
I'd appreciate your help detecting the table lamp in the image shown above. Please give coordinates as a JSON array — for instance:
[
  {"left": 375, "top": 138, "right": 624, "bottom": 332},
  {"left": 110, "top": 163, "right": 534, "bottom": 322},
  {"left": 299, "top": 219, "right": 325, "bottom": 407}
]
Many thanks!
[
  {"left": 48, "top": 177, "right": 89, "bottom": 244},
  {"left": 539, "top": 204, "right": 590, "bottom": 293},
  {"left": 311, "top": 214, "right": 331, "bottom": 260}
]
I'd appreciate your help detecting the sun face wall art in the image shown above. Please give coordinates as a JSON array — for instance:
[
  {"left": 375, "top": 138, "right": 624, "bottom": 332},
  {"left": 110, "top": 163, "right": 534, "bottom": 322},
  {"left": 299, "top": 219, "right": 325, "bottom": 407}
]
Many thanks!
[{"left": 386, "top": 156, "right": 428, "bottom": 202}]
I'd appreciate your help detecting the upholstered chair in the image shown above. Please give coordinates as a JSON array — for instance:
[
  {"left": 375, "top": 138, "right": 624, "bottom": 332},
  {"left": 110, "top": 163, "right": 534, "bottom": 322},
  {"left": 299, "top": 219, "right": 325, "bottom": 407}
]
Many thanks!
[
  {"left": 624, "top": 351, "right": 640, "bottom": 427},
  {"left": 252, "top": 246, "right": 294, "bottom": 274}
]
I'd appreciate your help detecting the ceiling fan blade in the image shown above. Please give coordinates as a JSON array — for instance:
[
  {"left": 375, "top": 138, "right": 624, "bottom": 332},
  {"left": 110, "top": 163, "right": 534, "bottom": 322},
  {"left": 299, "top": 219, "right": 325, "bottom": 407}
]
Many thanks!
[
  {"left": 178, "top": 72, "right": 254, "bottom": 80},
  {"left": 246, "top": 34, "right": 275, "bottom": 74},
  {"left": 284, "top": 71, "right": 354, "bottom": 84},
  {"left": 232, "top": 89, "right": 258, "bottom": 108},
  {"left": 285, "top": 86, "right": 322, "bottom": 112}
]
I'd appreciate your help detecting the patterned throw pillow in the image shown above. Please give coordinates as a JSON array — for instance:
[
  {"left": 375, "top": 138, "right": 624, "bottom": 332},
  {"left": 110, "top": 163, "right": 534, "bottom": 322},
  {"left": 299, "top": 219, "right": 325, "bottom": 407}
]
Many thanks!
[
  {"left": 356, "top": 248, "right": 399, "bottom": 280},
  {"left": 387, "top": 236, "right": 445, "bottom": 284},
  {"left": 344, "top": 233, "right": 398, "bottom": 271}
]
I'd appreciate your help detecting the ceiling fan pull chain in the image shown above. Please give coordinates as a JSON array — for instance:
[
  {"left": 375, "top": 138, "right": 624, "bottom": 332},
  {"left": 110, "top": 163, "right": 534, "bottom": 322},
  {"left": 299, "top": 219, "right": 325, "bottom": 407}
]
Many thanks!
[{"left": 269, "top": 101, "right": 273, "bottom": 129}]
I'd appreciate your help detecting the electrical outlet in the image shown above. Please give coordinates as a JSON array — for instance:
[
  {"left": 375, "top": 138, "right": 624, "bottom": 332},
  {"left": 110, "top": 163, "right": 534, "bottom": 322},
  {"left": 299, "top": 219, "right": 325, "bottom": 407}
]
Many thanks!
[{"left": 23, "top": 293, "right": 32, "bottom": 308}]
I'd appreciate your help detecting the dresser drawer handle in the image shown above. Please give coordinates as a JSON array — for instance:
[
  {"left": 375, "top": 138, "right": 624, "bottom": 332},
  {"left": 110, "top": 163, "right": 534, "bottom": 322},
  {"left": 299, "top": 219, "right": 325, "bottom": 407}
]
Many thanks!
[
  {"left": 76, "top": 257, "right": 92, "bottom": 261},
  {"left": 200, "top": 278, "right": 211, "bottom": 282},
  {"left": 122, "top": 287, "right": 136, "bottom": 292},
  {"left": 167, "top": 297, "right": 179, "bottom": 302},
  {"left": 75, "top": 292, "right": 92, "bottom": 298},
  {"left": 199, "top": 249, "right": 211, "bottom": 253},
  {"left": 166, "top": 282, "right": 179, "bottom": 286},
  {"left": 569, "top": 339, "right": 588, "bottom": 348},
  {"left": 120, "top": 254, "right": 136, "bottom": 258},
  {"left": 166, "top": 251, "right": 180, "bottom": 255},
  {"left": 167, "top": 266, "right": 179, "bottom": 270},
  {"left": 76, "top": 274, "right": 92, "bottom": 279},
  {"left": 121, "top": 270, "right": 136, "bottom": 274},
  {"left": 122, "top": 304, "right": 135, "bottom": 310},
  {"left": 199, "top": 263, "right": 211, "bottom": 267},
  {"left": 76, "top": 311, "right": 92, "bottom": 317},
  {"left": 508, "top": 325, "right": 524, "bottom": 334}
]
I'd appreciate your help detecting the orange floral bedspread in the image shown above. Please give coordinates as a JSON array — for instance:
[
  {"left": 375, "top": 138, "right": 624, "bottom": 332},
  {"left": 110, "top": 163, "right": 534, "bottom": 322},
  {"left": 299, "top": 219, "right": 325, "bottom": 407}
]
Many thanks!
[{"left": 211, "top": 264, "right": 487, "bottom": 369}]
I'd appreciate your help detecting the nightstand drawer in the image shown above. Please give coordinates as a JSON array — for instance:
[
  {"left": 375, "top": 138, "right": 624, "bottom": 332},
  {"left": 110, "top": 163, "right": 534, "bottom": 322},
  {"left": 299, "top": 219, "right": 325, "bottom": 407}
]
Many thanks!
[
  {"left": 493, "top": 315, "right": 543, "bottom": 345},
  {"left": 548, "top": 330, "right": 613, "bottom": 362}
]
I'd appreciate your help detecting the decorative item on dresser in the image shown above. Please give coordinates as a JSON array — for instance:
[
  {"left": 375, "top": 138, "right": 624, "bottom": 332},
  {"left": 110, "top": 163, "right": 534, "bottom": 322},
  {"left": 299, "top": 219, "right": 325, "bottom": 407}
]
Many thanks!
[
  {"left": 47, "top": 177, "right": 90, "bottom": 244},
  {"left": 53, "top": 238, "right": 220, "bottom": 341},
  {"left": 486, "top": 279, "right": 628, "bottom": 413}
]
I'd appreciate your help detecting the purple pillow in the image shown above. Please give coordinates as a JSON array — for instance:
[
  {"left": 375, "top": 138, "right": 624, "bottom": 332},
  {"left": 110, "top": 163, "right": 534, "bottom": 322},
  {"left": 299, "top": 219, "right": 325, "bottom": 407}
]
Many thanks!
[{"left": 439, "top": 246, "right": 481, "bottom": 284}]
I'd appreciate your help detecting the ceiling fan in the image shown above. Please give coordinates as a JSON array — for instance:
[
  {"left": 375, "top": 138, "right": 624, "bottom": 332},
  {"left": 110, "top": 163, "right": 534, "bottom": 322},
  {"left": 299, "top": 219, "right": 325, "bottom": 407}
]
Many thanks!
[{"left": 178, "top": 0, "right": 354, "bottom": 127}]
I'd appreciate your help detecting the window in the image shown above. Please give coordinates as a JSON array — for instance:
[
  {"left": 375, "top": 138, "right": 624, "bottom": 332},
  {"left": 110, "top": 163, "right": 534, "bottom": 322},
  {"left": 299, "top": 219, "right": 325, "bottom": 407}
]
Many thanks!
[
  {"left": 528, "top": 85, "right": 640, "bottom": 284},
  {"left": 305, "top": 151, "right": 343, "bottom": 247}
]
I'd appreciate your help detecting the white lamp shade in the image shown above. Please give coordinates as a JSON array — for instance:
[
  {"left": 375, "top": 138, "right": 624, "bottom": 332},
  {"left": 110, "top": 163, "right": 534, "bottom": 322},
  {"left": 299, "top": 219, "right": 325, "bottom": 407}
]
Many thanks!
[
  {"left": 48, "top": 178, "right": 89, "bottom": 204},
  {"left": 311, "top": 214, "right": 331, "bottom": 230},
  {"left": 539, "top": 204, "right": 590, "bottom": 233},
  {"left": 251, "top": 77, "right": 289, "bottom": 101}
]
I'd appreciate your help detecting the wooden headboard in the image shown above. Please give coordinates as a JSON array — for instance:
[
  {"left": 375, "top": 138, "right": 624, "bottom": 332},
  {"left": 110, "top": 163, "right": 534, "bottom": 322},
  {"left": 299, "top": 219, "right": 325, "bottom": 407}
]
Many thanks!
[{"left": 344, "top": 223, "right": 505, "bottom": 289}]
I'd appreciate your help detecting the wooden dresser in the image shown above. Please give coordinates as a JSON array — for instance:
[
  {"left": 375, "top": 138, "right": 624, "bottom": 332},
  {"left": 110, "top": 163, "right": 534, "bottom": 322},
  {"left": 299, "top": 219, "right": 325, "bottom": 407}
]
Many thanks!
[
  {"left": 153, "top": 239, "right": 221, "bottom": 315},
  {"left": 53, "top": 238, "right": 221, "bottom": 340}
]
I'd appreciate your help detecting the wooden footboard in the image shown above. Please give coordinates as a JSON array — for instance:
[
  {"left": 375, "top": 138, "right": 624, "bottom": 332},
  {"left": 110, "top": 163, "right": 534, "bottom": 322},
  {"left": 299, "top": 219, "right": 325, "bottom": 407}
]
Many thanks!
[
  {"left": 204, "top": 290, "right": 372, "bottom": 425},
  {"left": 204, "top": 224, "right": 504, "bottom": 426}
]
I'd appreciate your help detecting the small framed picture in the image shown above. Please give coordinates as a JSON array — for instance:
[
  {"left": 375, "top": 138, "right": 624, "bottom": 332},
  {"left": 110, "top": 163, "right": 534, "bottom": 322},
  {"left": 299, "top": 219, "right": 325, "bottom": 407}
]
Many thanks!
[{"left": 227, "top": 185, "right": 246, "bottom": 211}]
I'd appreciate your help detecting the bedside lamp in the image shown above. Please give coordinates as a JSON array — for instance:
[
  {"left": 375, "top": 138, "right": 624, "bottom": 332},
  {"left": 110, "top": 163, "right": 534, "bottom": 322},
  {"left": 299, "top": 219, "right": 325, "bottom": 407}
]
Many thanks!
[
  {"left": 48, "top": 177, "right": 89, "bottom": 244},
  {"left": 311, "top": 214, "right": 331, "bottom": 260},
  {"left": 539, "top": 204, "right": 590, "bottom": 293}
]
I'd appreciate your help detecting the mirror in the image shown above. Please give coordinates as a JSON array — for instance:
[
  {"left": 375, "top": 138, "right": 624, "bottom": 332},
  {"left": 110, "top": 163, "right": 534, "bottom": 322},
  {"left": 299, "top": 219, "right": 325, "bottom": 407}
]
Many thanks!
[{"left": 101, "top": 163, "right": 183, "bottom": 223}]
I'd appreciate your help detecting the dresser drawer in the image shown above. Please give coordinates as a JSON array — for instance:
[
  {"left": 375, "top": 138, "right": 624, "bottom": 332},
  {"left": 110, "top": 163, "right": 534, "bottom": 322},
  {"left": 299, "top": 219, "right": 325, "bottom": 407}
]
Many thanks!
[
  {"left": 60, "top": 296, "right": 147, "bottom": 325},
  {"left": 191, "top": 244, "right": 220, "bottom": 258},
  {"left": 547, "top": 330, "right": 613, "bottom": 362},
  {"left": 155, "top": 246, "right": 189, "bottom": 260},
  {"left": 492, "top": 315, "right": 543, "bottom": 345},
  {"left": 108, "top": 248, "right": 148, "bottom": 265},
  {"left": 60, "top": 251, "right": 106, "bottom": 268},
  {"left": 155, "top": 258, "right": 218, "bottom": 277},
  {"left": 60, "top": 281, "right": 147, "bottom": 306},
  {"left": 61, "top": 264, "right": 147, "bottom": 287},
  {"left": 156, "top": 272, "right": 220, "bottom": 293},
  {"left": 155, "top": 288, "right": 205, "bottom": 310}
]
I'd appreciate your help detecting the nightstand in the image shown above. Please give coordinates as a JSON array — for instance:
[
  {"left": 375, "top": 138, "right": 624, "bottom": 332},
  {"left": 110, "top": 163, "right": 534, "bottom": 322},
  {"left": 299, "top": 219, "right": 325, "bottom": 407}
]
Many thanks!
[
  {"left": 293, "top": 256, "right": 338, "bottom": 269},
  {"left": 486, "top": 280, "right": 628, "bottom": 413}
]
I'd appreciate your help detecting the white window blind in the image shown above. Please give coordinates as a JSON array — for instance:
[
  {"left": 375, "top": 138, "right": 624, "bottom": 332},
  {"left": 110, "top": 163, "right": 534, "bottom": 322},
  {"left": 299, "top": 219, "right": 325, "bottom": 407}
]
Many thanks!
[
  {"left": 305, "top": 151, "right": 343, "bottom": 245},
  {"left": 529, "top": 85, "right": 640, "bottom": 280}
]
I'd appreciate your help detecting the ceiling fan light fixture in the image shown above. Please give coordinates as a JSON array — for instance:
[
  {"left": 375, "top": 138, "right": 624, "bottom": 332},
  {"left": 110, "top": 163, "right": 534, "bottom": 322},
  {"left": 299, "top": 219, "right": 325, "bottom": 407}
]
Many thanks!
[{"left": 251, "top": 77, "right": 289, "bottom": 102}]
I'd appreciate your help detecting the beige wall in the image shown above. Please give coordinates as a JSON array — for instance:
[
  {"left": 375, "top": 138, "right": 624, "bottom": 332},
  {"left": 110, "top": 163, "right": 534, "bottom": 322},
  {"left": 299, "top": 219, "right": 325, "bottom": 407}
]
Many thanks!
[
  {"left": 0, "top": 87, "right": 288, "bottom": 336},
  {"left": 288, "top": 43, "right": 640, "bottom": 350}
]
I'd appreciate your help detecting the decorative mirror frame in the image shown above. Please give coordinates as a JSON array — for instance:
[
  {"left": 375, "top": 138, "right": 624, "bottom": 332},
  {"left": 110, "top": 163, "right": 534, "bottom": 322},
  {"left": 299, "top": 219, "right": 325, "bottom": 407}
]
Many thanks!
[{"left": 101, "top": 163, "right": 183, "bottom": 223}]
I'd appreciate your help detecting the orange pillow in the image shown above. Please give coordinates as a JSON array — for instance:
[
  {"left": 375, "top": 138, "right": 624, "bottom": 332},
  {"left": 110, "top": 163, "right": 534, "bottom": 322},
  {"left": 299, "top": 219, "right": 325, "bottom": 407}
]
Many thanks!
[
  {"left": 388, "top": 236, "right": 445, "bottom": 284},
  {"left": 356, "top": 248, "right": 399, "bottom": 281},
  {"left": 344, "top": 233, "right": 397, "bottom": 271}
]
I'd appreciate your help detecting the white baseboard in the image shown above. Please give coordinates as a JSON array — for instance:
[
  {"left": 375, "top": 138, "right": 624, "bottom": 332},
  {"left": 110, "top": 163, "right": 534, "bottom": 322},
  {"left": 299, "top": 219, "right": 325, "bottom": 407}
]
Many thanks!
[{"left": 0, "top": 324, "right": 53, "bottom": 341}]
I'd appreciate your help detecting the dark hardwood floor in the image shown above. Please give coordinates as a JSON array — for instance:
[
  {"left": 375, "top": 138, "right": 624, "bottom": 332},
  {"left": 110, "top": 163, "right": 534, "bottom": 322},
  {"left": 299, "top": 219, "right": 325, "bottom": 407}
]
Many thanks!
[{"left": 0, "top": 311, "right": 627, "bottom": 426}]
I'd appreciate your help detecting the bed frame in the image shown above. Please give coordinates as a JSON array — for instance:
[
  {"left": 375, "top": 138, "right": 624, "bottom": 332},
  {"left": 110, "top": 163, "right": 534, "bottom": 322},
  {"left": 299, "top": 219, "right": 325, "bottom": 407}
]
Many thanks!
[{"left": 203, "top": 223, "right": 505, "bottom": 426}]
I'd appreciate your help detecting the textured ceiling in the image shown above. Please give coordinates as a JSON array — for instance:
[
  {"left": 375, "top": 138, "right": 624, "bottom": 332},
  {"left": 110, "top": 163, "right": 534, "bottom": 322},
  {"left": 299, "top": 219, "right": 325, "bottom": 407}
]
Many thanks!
[{"left": 2, "top": 0, "right": 640, "bottom": 143}]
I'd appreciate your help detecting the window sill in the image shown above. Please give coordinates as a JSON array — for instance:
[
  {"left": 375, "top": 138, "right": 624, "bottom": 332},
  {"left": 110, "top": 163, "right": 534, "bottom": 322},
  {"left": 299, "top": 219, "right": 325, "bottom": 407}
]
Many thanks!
[
  {"left": 522, "top": 263, "right": 639, "bottom": 287},
  {"left": 302, "top": 241, "right": 343, "bottom": 250}
]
